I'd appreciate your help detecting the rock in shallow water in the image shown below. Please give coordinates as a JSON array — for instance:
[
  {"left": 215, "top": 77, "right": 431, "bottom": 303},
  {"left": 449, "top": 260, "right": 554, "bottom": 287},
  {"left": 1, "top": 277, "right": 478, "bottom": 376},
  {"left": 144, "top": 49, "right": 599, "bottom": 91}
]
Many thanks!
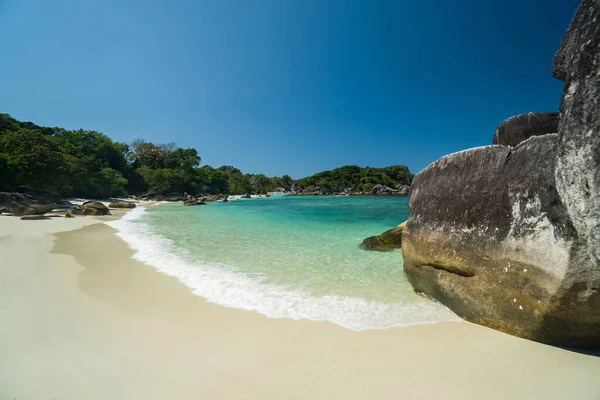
[
  {"left": 361, "top": 221, "right": 405, "bottom": 251},
  {"left": 402, "top": 0, "right": 600, "bottom": 349}
]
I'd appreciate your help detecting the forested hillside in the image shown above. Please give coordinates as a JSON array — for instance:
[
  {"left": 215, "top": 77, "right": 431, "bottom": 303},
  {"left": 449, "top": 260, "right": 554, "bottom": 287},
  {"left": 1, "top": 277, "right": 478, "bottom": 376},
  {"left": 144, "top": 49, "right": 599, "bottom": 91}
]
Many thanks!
[
  {"left": 0, "top": 114, "right": 412, "bottom": 197},
  {"left": 295, "top": 165, "right": 412, "bottom": 193}
]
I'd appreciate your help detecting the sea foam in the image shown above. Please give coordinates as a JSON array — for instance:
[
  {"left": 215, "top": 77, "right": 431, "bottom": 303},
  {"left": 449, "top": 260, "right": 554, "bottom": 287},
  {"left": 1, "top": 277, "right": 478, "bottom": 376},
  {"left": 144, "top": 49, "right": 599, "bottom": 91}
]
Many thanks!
[{"left": 106, "top": 207, "right": 460, "bottom": 330}]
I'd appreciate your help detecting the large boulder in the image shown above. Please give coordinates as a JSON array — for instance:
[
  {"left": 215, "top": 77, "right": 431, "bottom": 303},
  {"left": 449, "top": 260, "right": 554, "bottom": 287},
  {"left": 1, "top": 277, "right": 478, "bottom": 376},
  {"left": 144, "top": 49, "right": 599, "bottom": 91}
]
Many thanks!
[
  {"left": 402, "top": 135, "right": 591, "bottom": 347},
  {"left": 401, "top": 0, "right": 600, "bottom": 349},
  {"left": 361, "top": 221, "right": 406, "bottom": 251},
  {"left": 0, "top": 192, "right": 57, "bottom": 216},
  {"left": 551, "top": 0, "right": 600, "bottom": 343},
  {"left": 82, "top": 201, "right": 111, "bottom": 216},
  {"left": 492, "top": 112, "right": 559, "bottom": 147}
]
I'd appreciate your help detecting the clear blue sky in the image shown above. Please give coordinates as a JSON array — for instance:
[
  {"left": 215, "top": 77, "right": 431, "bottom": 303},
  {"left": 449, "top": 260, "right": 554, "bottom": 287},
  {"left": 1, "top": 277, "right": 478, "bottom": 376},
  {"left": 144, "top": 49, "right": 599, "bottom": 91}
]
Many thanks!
[{"left": 0, "top": 0, "right": 578, "bottom": 178}]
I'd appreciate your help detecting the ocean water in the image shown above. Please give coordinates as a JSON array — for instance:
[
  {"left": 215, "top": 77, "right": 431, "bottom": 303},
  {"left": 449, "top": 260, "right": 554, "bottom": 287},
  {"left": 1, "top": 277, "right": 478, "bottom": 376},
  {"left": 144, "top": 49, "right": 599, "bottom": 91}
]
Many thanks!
[{"left": 107, "top": 195, "right": 459, "bottom": 329}]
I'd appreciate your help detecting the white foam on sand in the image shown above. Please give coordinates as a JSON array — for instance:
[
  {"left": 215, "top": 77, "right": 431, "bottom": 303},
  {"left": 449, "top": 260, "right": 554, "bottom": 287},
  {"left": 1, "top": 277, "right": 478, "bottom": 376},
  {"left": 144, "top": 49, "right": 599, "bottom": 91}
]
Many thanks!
[{"left": 106, "top": 207, "right": 460, "bottom": 330}]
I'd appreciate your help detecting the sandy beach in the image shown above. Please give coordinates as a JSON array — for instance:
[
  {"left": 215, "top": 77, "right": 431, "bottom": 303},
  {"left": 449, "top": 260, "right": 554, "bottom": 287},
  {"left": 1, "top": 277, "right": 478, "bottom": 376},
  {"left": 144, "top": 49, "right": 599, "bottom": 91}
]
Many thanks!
[{"left": 1, "top": 214, "right": 599, "bottom": 400}]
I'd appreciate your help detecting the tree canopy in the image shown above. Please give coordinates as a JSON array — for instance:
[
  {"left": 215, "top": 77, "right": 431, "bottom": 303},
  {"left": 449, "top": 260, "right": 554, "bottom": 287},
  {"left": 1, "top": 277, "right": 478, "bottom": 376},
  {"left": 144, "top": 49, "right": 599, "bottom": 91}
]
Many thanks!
[
  {"left": 0, "top": 113, "right": 413, "bottom": 197},
  {"left": 295, "top": 165, "right": 412, "bottom": 192}
]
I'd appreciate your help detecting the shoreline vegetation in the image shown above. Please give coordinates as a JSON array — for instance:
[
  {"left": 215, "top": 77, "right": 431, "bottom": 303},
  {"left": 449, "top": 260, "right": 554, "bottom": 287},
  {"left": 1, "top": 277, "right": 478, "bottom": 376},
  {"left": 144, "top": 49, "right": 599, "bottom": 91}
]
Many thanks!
[{"left": 0, "top": 113, "right": 412, "bottom": 202}]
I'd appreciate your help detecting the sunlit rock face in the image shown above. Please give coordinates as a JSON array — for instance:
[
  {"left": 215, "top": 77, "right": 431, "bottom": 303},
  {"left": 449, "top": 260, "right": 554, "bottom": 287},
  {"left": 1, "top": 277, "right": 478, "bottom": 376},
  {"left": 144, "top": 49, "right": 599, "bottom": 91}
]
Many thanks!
[{"left": 402, "top": 0, "right": 600, "bottom": 349}]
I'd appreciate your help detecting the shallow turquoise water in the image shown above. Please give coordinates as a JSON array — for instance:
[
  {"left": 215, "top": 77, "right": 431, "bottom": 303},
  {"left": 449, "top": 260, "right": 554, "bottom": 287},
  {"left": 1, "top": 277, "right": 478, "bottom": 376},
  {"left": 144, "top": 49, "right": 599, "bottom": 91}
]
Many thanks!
[{"left": 108, "top": 195, "right": 458, "bottom": 329}]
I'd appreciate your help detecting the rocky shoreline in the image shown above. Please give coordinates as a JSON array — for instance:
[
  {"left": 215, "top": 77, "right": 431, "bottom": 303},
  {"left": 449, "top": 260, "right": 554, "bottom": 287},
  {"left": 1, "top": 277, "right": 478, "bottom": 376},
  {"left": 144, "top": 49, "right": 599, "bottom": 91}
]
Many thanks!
[
  {"left": 284, "top": 183, "right": 410, "bottom": 196},
  {"left": 0, "top": 185, "right": 410, "bottom": 220},
  {"left": 401, "top": 0, "right": 600, "bottom": 350},
  {"left": 0, "top": 189, "right": 135, "bottom": 219}
]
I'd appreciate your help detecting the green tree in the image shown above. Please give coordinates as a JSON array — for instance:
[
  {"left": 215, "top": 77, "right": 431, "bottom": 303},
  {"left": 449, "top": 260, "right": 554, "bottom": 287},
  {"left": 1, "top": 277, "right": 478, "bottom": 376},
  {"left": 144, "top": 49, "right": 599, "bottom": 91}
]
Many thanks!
[
  {"left": 0, "top": 113, "right": 412, "bottom": 198},
  {"left": 0, "top": 128, "right": 69, "bottom": 191},
  {"left": 93, "top": 167, "right": 128, "bottom": 197},
  {"left": 295, "top": 165, "right": 413, "bottom": 192}
]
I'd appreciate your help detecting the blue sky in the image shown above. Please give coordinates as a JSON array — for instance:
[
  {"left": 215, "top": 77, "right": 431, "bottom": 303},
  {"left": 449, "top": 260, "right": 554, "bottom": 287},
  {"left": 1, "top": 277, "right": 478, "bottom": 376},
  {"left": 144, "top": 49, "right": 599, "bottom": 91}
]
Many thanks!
[{"left": 0, "top": 0, "right": 578, "bottom": 178}]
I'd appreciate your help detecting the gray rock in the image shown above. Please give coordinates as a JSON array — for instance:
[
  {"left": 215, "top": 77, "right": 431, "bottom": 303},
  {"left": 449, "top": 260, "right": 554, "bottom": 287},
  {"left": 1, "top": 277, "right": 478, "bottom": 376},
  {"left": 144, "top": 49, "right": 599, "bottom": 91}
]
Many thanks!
[
  {"left": 82, "top": 201, "right": 111, "bottom": 216},
  {"left": 398, "top": 185, "right": 410, "bottom": 195},
  {"left": 552, "top": 0, "right": 600, "bottom": 337},
  {"left": 0, "top": 192, "right": 57, "bottom": 216},
  {"left": 371, "top": 184, "right": 392, "bottom": 194},
  {"left": 552, "top": 0, "right": 599, "bottom": 82},
  {"left": 401, "top": 0, "right": 600, "bottom": 350},
  {"left": 402, "top": 135, "right": 600, "bottom": 348},
  {"left": 492, "top": 112, "right": 559, "bottom": 147}
]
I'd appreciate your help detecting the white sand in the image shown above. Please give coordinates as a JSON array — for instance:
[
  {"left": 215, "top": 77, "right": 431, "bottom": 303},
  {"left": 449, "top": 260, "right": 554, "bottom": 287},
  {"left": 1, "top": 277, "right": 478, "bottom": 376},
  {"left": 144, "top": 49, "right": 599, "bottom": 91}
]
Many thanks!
[{"left": 0, "top": 215, "right": 599, "bottom": 400}]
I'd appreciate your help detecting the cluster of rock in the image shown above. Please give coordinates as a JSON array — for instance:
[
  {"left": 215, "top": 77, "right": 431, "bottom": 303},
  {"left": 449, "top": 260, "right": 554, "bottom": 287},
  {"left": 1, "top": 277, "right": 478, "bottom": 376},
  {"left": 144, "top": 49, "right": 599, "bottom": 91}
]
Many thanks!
[
  {"left": 287, "top": 184, "right": 410, "bottom": 196},
  {"left": 370, "top": 184, "right": 410, "bottom": 195},
  {"left": 0, "top": 192, "right": 58, "bottom": 216},
  {"left": 183, "top": 195, "right": 207, "bottom": 206},
  {"left": 138, "top": 192, "right": 229, "bottom": 204},
  {"left": 0, "top": 189, "right": 239, "bottom": 218},
  {"left": 401, "top": 0, "right": 599, "bottom": 349},
  {"left": 137, "top": 192, "right": 191, "bottom": 202},
  {"left": 288, "top": 185, "right": 329, "bottom": 195},
  {"left": 0, "top": 190, "right": 138, "bottom": 219}
]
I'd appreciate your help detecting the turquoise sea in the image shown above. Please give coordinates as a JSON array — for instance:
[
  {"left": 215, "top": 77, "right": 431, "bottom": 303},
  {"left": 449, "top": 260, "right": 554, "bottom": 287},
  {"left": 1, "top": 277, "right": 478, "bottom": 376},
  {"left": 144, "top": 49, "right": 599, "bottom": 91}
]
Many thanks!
[{"left": 107, "top": 195, "right": 458, "bottom": 329}]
